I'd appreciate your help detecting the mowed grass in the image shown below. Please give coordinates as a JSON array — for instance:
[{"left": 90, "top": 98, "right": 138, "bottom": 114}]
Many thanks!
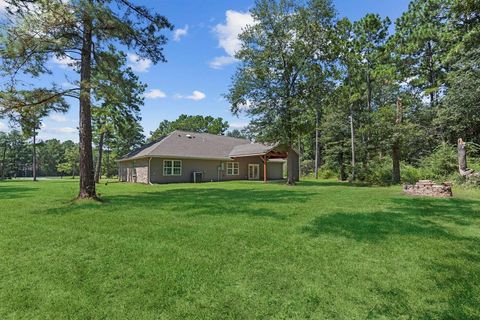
[{"left": 1, "top": 179, "right": 479, "bottom": 319}]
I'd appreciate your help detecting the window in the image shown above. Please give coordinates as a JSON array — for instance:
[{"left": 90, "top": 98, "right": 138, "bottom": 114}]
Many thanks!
[
  {"left": 226, "top": 162, "right": 239, "bottom": 175},
  {"left": 163, "top": 160, "right": 182, "bottom": 176}
]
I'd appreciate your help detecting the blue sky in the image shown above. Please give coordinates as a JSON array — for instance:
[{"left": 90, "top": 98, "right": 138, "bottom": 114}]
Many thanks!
[{"left": 0, "top": 0, "right": 411, "bottom": 142}]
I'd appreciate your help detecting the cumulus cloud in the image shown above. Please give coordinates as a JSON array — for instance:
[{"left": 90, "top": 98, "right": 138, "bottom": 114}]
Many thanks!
[
  {"left": 173, "top": 25, "right": 188, "bottom": 41},
  {"left": 50, "top": 114, "right": 70, "bottom": 123},
  {"left": 127, "top": 53, "right": 152, "bottom": 72},
  {"left": 144, "top": 89, "right": 167, "bottom": 99},
  {"left": 185, "top": 90, "right": 206, "bottom": 101},
  {"left": 175, "top": 90, "right": 206, "bottom": 101},
  {"left": 210, "top": 10, "right": 254, "bottom": 69},
  {"left": 0, "top": 121, "right": 7, "bottom": 132}
]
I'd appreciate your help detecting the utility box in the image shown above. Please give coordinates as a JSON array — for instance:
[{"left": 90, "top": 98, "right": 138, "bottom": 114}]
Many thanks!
[{"left": 192, "top": 171, "right": 203, "bottom": 183}]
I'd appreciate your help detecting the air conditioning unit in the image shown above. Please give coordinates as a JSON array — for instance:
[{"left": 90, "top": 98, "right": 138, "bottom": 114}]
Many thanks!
[{"left": 192, "top": 171, "right": 203, "bottom": 183}]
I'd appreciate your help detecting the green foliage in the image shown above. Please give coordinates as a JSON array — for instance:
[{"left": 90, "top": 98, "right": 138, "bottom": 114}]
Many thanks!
[
  {"left": 149, "top": 114, "right": 229, "bottom": 142},
  {"left": 57, "top": 143, "right": 80, "bottom": 178},
  {"left": 420, "top": 143, "right": 458, "bottom": 180}
]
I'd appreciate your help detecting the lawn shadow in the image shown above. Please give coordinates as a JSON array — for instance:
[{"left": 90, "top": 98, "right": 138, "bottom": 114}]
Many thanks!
[
  {"left": 43, "top": 187, "right": 317, "bottom": 220},
  {"left": 298, "top": 180, "right": 373, "bottom": 188},
  {"left": 302, "top": 196, "right": 480, "bottom": 242},
  {"left": 302, "top": 195, "right": 480, "bottom": 318},
  {"left": 0, "top": 184, "right": 39, "bottom": 199}
]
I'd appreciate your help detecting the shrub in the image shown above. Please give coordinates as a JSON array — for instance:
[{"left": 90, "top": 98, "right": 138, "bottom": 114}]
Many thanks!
[
  {"left": 401, "top": 164, "right": 423, "bottom": 184},
  {"left": 420, "top": 142, "right": 457, "bottom": 180}
]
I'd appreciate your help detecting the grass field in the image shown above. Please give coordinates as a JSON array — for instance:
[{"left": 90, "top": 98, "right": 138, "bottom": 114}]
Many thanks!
[{"left": 1, "top": 179, "right": 479, "bottom": 319}]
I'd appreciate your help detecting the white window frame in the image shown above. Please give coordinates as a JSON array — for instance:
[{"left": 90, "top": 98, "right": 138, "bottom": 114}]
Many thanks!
[
  {"left": 226, "top": 162, "right": 239, "bottom": 175},
  {"left": 163, "top": 159, "right": 182, "bottom": 176}
]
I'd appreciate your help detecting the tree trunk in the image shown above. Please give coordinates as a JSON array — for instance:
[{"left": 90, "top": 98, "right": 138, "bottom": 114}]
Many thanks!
[
  {"left": 392, "top": 98, "right": 403, "bottom": 184},
  {"left": 1, "top": 139, "right": 7, "bottom": 179},
  {"left": 392, "top": 145, "right": 401, "bottom": 184},
  {"left": 106, "top": 148, "right": 111, "bottom": 178},
  {"left": 314, "top": 109, "right": 320, "bottom": 179},
  {"left": 78, "top": 10, "right": 97, "bottom": 199},
  {"left": 94, "top": 131, "right": 105, "bottom": 183},
  {"left": 458, "top": 138, "right": 468, "bottom": 175},
  {"left": 286, "top": 146, "right": 296, "bottom": 185},
  {"left": 32, "top": 132, "right": 37, "bottom": 181},
  {"left": 427, "top": 41, "right": 435, "bottom": 108},
  {"left": 349, "top": 106, "right": 355, "bottom": 181},
  {"left": 339, "top": 151, "right": 347, "bottom": 181}
]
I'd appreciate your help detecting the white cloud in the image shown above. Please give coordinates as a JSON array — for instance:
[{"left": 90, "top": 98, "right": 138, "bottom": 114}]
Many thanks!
[
  {"left": 210, "top": 10, "right": 254, "bottom": 69},
  {"left": 0, "top": 121, "right": 7, "bottom": 132},
  {"left": 50, "top": 114, "right": 70, "bottom": 123},
  {"left": 209, "top": 56, "right": 237, "bottom": 69},
  {"left": 238, "top": 99, "right": 252, "bottom": 110},
  {"left": 230, "top": 122, "right": 248, "bottom": 130},
  {"left": 52, "top": 55, "right": 76, "bottom": 69},
  {"left": 175, "top": 90, "right": 206, "bottom": 101},
  {"left": 144, "top": 89, "right": 167, "bottom": 99},
  {"left": 185, "top": 90, "right": 206, "bottom": 101},
  {"left": 52, "top": 127, "right": 77, "bottom": 134},
  {"left": 173, "top": 25, "right": 188, "bottom": 41},
  {"left": 127, "top": 53, "right": 152, "bottom": 72},
  {"left": 42, "top": 123, "right": 77, "bottom": 134}
]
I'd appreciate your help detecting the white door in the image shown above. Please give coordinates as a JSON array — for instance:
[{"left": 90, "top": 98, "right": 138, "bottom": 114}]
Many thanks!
[{"left": 248, "top": 164, "right": 260, "bottom": 180}]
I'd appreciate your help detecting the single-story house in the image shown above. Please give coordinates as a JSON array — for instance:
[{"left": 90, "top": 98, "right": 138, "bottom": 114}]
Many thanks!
[{"left": 118, "top": 130, "right": 299, "bottom": 184}]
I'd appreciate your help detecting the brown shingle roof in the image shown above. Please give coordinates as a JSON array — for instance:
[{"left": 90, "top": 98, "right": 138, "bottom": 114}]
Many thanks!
[
  {"left": 119, "top": 130, "right": 253, "bottom": 161},
  {"left": 228, "top": 142, "right": 277, "bottom": 157}
]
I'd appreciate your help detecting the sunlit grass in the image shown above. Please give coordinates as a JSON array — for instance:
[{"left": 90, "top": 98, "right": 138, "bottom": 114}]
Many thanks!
[{"left": 1, "top": 178, "right": 479, "bottom": 319}]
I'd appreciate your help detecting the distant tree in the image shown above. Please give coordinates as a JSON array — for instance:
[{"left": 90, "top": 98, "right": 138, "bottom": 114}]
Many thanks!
[
  {"left": 57, "top": 143, "right": 80, "bottom": 179},
  {"left": 149, "top": 114, "right": 229, "bottom": 142},
  {"left": 1, "top": 90, "right": 68, "bottom": 181},
  {"left": 226, "top": 129, "right": 248, "bottom": 139},
  {"left": 37, "top": 139, "right": 65, "bottom": 176},
  {"left": 0, "top": 132, "right": 8, "bottom": 179}
]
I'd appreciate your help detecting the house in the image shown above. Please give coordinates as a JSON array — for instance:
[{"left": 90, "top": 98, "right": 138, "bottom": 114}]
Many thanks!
[{"left": 118, "top": 130, "right": 299, "bottom": 184}]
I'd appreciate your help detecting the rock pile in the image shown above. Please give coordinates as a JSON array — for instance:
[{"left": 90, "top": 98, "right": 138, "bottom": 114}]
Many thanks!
[{"left": 403, "top": 180, "right": 453, "bottom": 198}]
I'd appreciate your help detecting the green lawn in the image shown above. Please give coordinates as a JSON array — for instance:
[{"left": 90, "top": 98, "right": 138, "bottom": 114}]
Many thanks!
[{"left": 1, "top": 179, "right": 479, "bottom": 319}]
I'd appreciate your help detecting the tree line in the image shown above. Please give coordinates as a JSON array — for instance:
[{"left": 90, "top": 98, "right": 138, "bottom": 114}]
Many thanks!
[
  {"left": 227, "top": 0, "right": 480, "bottom": 185},
  {"left": 0, "top": 130, "right": 117, "bottom": 179}
]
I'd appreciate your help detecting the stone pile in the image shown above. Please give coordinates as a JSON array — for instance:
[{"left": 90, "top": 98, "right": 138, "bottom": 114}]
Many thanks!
[{"left": 403, "top": 180, "right": 453, "bottom": 198}]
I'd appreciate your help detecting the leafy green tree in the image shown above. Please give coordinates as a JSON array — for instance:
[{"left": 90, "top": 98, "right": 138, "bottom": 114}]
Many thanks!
[
  {"left": 394, "top": 0, "right": 449, "bottom": 107},
  {"left": 37, "top": 139, "right": 65, "bottom": 176},
  {"left": 149, "top": 114, "right": 229, "bottom": 142},
  {"left": 434, "top": 0, "right": 480, "bottom": 145},
  {"left": 227, "top": 0, "right": 335, "bottom": 184},
  {"left": 92, "top": 49, "right": 146, "bottom": 183},
  {"left": 1, "top": 0, "right": 172, "bottom": 198},
  {"left": 57, "top": 143, "right": 80, "bottom": 179}
]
